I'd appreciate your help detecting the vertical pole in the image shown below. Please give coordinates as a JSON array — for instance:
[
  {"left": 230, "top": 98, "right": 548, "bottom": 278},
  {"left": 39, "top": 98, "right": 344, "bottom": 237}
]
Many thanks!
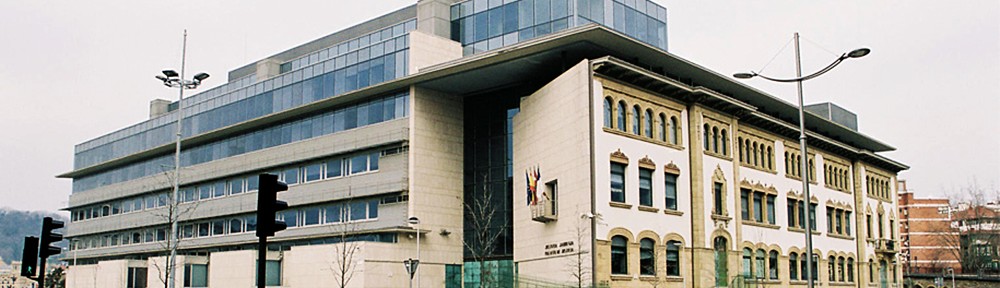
[
  {"left": 167, "top": 29, "right": 187, "bottom": 288},
  {"left": 258, "top": 236, "right": 267, "bottom": 288},
  {"left": 38, "top": 254, "right": 46, "bottom": 287},
  {"left": 416, "top": 223, "right": 421, "bottom": 288},
  {"left": 794, "top": 32, "right": 815, "bottom": 288}
]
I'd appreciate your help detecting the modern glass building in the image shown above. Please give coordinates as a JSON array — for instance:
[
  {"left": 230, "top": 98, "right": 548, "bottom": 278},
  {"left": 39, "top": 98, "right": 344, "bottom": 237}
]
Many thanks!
[{"left": 62, "top": 1, "right": 907, "bottom": 288}]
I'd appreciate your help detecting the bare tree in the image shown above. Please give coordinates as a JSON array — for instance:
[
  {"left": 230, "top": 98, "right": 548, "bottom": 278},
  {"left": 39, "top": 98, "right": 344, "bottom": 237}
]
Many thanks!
[
  {"left": 939, "top": 180, "right": 1000, "bottom": 276},
  {"left": 566, "top": 214, "right": 591, "bottom": 288},
  {"left": 148, "top": 168, "right": 200, "bottom": 288},
  {"left": 464, "top": 175, "right": 508, "bottom": 288},
  {"left": 328, "top": 195, "right": 363, "bottom": 288}
]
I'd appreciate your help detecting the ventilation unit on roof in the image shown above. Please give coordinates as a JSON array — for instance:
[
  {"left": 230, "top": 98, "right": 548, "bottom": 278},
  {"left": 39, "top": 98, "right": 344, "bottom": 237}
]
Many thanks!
[{"left": 805, "top": 102, "right": 858, "bottom": 131}]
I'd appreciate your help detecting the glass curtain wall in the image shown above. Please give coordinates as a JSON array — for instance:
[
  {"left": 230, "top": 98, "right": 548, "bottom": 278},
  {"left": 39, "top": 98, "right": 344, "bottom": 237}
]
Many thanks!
[{"left": 451, "top": 0, "right": 667, "bottom": 55}]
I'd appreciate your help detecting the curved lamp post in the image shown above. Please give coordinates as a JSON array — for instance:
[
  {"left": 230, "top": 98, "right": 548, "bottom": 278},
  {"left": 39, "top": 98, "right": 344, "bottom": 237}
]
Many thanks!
[
  {"left": 407, "top": 216, "right": 421, "bottom": 288},
  {"left": 733, "top": 32, "right": 868, "bottom": 288},
  {"left": 155, "top": 29, "right": 209, "bottom": 288}
]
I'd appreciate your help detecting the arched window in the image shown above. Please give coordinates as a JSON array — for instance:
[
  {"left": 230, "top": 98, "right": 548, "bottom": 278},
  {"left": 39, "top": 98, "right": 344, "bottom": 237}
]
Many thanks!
[
  {"left": 640, "top": 238, "right": 656, "bottom": 276},
  {"left": 611, "top": 236, "right": 628, "bottom": 275},
  {"left": 829, "top": 256, "right": 837, "bottom": 282},
  {"left": 756, "top": 249, "right": 766, "bottom": 279},
  {"left": 603, "top": 97, "right": 613, "bottom": 128},
  {"left": 752, "top": 142, "right": 759, "bottom": 166},
  {"left": 768, "top": 250, "right": 778, "bottom": 280},
  {"left": 644, "top": 109, "right": 653, "bottom": 138},
  {"left": 721, "top": 129, "right": 729, "bottom": 156},
  {"left": 847, "top": 258, "right": 854, "bottom": 282},
  {"left": 789, "top": 253, "right": 799, "bottom": 280},
  {"left": 669, "top": 116, "right": 679, "bottom": 144},
  {"left": 617, "top": 101, "right": 627, "bottom": 132},
  {"left": 784, "top": 152, "right": 790, "bottom": 174},
  {"left": 659, "top": 113, "right": 667, "bottom": 142},
  {"left": 666, "top": 241, "right": 681, "bottom": 276},
  {"left": 801, "top": 254, "right": 809, "bottom": 281},
  {"left": 632, "top": 105, "right": 641, "bottom": 135},
  {"left": 703, "top": 124, "right": 711, "bottom": 151},
  {"left": 742, "top": 248, "right": 753, "bottom": 277},
  {"left": 712, "top": 126, "right": 720, "bottom": 153},
  {"left": 811, "top": 254, "right": 819, "bottom": 281},
  {"left": 838, "top": 257, "right": 845, "bottom": 282},
  {"left": 738, "top": 137, "right": 745, "bottom": 162},
  {"left": 714, "top": 237, "right": 729, "bottom": 287},
  {"left": 766, "top": 147, "right": 773, "bottom": 170},
  {"left": 869, "top": 259, "right": 875, "bottom": 282}
]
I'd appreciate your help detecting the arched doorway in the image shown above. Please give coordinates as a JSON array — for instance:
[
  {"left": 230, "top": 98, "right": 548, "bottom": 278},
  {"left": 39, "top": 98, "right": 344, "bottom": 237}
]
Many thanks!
[
  {"left": 879, "top": 260, "right": 888, "bottom": 288},
  {"left": 715, "top": 237, "right": 729, "bottom": 287}
]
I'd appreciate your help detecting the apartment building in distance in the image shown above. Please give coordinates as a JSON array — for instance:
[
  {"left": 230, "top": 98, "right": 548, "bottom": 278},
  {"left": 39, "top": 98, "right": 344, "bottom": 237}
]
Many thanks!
[
  {"left": 60, "top": 0, "right": 907, "bottom": 287},
  {"left": 897, "top": 180, "right": 960, "bottom": 274}
]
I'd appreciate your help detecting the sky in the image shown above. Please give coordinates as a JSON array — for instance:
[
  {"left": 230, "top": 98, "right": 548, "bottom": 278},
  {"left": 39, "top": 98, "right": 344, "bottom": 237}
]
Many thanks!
[{"left": 0, "top": 1, "right": 996, "bottom": 213}]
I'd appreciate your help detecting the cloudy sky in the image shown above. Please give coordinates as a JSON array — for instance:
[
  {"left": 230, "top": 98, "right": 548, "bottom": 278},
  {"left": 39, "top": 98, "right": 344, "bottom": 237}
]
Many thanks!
[{"left": 0, "top": 1, "right": 996, "bottom": 213}]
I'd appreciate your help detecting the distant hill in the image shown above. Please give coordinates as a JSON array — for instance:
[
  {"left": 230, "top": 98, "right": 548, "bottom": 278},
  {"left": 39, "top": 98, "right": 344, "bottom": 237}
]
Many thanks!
[{"left": 0, "top": 208, "right": 67, "bottom": 265}]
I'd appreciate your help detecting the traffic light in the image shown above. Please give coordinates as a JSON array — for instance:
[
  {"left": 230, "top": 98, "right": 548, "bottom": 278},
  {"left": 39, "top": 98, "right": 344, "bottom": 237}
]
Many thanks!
[
  {"left": 40, "top": 217, "right": 64, "bottom": 259},
  {"left": 20, "top": 236, "right": 38, "bottom": 277},
  {"left": 256, "top": 173, "right": 288, "bottom": 237}
]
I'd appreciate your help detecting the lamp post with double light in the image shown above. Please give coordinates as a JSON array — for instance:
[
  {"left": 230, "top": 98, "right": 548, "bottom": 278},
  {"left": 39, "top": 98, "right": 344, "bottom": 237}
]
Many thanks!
[
  {"left": 154, "top": 29, "right": 210, "bottom": 288},
  {"left": 734, "top": 32, "right": 869, "bottom": 288}
]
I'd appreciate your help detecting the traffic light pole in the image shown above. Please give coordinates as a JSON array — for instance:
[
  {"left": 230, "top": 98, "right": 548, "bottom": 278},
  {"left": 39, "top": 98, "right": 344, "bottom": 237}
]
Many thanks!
[{"left": 258, "top": 236, "right": 267, "bottom": 288}]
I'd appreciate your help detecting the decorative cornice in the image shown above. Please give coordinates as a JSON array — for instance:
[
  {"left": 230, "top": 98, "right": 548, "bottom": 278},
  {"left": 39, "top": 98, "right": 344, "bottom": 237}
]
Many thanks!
[
  {"left": 639, "top": 156, "right": 656, "bottom": 169},
  {"left": 664, "top": 162, "right": 681, "bottom": 174},
  {"left": 610, "top": 149, "right": 629, "bottom": 164}
]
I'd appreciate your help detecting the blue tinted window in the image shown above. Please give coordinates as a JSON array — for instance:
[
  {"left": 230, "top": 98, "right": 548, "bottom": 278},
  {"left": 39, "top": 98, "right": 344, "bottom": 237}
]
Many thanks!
[
  {"left": 247, "top": 176, "right": 259, "bottom": 191},
  {"left": 305, "top": 164, "right": 322, "bottom": 182},
  {"left": 350, "top": 202, "right": 367, "bottom": 221},
  {"left": 325, "top": 204, "right": 342, "bottom": 223},
  {"left": 327, "top": 159, "right": 343, "bottom": 178},
  {"left": 369, "top": 200, "right": 379, "bottom": 218},
  {"left": 350, "top": 154, "right": 368, "bottom": 175},
  {"left": 283, "top": 210, "right": 298, "bottom": 227},
  {"left": 284, "top": 168, "right": 299, "bottom": 185},
  {"left": 474, "top": 12, "right": 488, "bottom": 42},
  {"left": 535, "top": 0, "right": 551, "bottom": 23},
  {"left": 370, "top": 152, "right": 380, "bottom": 170}
]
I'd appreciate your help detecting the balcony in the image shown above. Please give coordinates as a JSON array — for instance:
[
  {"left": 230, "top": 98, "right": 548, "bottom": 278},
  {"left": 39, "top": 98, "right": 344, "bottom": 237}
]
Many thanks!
[
  {"left": 875, "top": 239, "right": 898, "bottom": 254},
  {"left": 531, "top": 199, "right": 557, "bottom": 223}
]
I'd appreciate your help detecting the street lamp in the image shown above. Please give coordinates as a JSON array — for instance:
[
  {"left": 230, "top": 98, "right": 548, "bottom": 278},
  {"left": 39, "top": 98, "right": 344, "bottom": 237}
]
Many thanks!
[
  {"left": 155, "top": 29, "right": 209, "bottom": 288},
  {"left": 733, "top": 32, "right": 869, "bottom": 288},
  {"left": 408, "top": 216, "right": 421, "bottom": 288}
]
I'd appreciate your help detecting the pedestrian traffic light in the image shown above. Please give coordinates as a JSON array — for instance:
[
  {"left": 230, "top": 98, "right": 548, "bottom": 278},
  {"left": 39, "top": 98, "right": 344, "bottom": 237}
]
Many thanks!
[
  {"left": 40, "top": 217, "right": 64, "bottom": 259},
  {"left": 20, "top": 236, "right": 38, "bottom": 277},
  {"left": 256, "top": 173, "right": 288, "bottom": 237}
]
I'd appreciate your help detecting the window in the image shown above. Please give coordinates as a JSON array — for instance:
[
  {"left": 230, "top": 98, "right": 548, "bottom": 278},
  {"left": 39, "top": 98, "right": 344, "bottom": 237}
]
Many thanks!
[
  {"left": 304, "top": 163, "right": 322, "bottom": 182},
  {"left": 669, "top": 116, "right": 679, "bottom": 144},
  {"left": 838, "top": 257, "right": 845, "bottom": 282},
  {"left": 283, "top": 210, "right": 298, "bottom": 228},
  {"left": 611, "top": 236, "right": 628, "bottom": 275},
  {"left": 836, "top": 210, "right": 843, "bottom": 234},
  {"left": 742, "top": 248, "right": 752, "bottom": 277},
  {"left": 703, "top": 124, "right": 710, "bottom": 151},
  {"left": 829, "top": 256, "right": 836, "bottom": 282},
  {"left": 867, "top": 214, "right": 873, "bottom": 238},
  {"left": 326, "top": 158, "right": 343, "bottom": 178},
  {"left": 666, "top": 241, "right": 680, "bottom": 276},
  {"left": 350, "top": 201, "right": 367, "bottom": 221},
  {"left": 632, "top": 105, "right": 640, "bottom": 135},
  {"left": 713, "top": 182, "right": 724, "bottom": 215},
  {"left": 256, "top": 260, "right": 282, "bottom": 287},
  {"left": 198, "top": 223, "right": 209, "bottom": 237},
  {"left": 721, "top": 129, "right": 728, "bottom": 156},
  {"left": 644, "top": 109, "right": 653, "bottom": 138},
  {"left": 617, "top": 101, "right": 627, "bottom": 132},
  {"left": 610, "top": 163, "right": 626, "bottom": 203},
  {"left": 213, "top": 181, "right": 226, "bottom": 198},
  {"left": 446, "top": 264, "right": 462, "bottom": 288},
  {"left": 640, "top": 238, "right": 655, "bottom": 276},
  {"left": 229, "top": 178, "right": 244, "bottom": 195},
  {"left": 789, "top": 253, "right": 798, "bottom": 280},
  {"left": 664, "top": 173, "right": 677, "bottom": 210},
  {"left": 845, "top": 211, "right": 852, "bottom": 236},
  {"left": 284, "top": 168, "right": 299, "bottom": 185},
  {"left": 869, "top": 260, "right": 875, "bottom": 282},
  {"left": 326, "top": 204, "right": 343, "bottom": 223},
  {"left": 741, "top": 189, "right": 750, "bottom": 220},
  {"left": 212, "top": 220, "right": 225, "bottom": 236},
  {"left": 847, "top": 258, "right": 854, "bottom": 282},
  {"left": 603, "top": 97, "right": 613, "bottom": 128},
  {"left": 230, "top": 219, "right": 243, "bottom": 233},
  {"left": 809, "top": 203, "right": 818, "bottom": 231},
  {"left": 658, "top": 113, "right": 667, "bottom": 141},
  {"left": 756, "top": 249, "right": 765, "bottom": 279},
  {"left": 369, "top": 152, "right": 380, "bottom": 170},
  {"left": 304, "top": 207, "right": 321, "bottom": 225},
  {"left": 766, "top": 195, "right": 776, "bottom": 225},
  {"left": 753, "top": 193, "right": 763, "bottom": 222},
  {"left": 712, "top": 126, "right": 720, "bottom": 153},
  {"left": 801, "top": 254, "right": 808, "bottom": 281},
  {"left": 183, "top": 264, "right": 208, "bottom": 287},
  {"left": 350, "top": 154, "right": 368, "bottom": 175},
  {"left": 639, "top": 168, "right": 653, "bottom": 207},
  {"left": 127, "top": 267, "right": 147, "bottom": 288},
  {"left": 827, "top": 208, "right": 834, "bottom": 233},
  {"left": 768, "top": 250, "right": 778, "bottom": 280}
]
